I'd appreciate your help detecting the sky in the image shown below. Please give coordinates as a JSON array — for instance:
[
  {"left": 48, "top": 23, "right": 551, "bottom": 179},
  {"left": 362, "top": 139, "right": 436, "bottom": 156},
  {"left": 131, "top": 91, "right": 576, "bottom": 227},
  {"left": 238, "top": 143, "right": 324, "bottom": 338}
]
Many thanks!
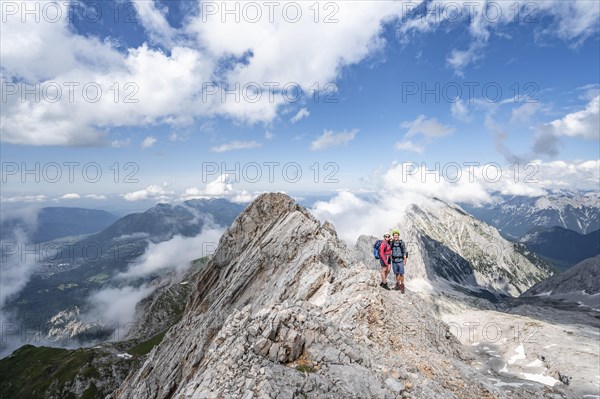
[{"left": 1, "top": 0, "right": 599, "bottom": 213}]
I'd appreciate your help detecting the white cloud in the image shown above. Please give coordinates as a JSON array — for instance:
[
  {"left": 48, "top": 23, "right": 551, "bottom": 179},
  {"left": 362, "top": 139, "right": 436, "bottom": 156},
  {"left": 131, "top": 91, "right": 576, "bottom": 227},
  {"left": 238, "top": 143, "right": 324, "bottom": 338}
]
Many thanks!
[
  {"left": 264, "top": 131, "right": 274, "bottom": 140},
  {"left": 1, "top": 195, "right": 47, "bottom": 203},
  {"left": 123, "top": 183, "right": 174, "bottom": 202},
  {"left": 399, "top": 2, "right": 600, "bottom": 75},
  {"left": 395, "top": 115, "right": 454, "bottom": 153},
  {"left": 2, "top": 1, "right": 598, "bottom": 146},
  {"left": 85, "top": 285, "right": 155, "bottom": 326},
  {"left": 82, "top": 222, "right": 225, "bottom": 329},
  {"left": 510, "top": 103, "right": 542, "bottom": 124},
  {"left": 141, "top": 136, "right": 157, "bottom": 149},
  {"left": 85, "top": 194, "right": 107, "bottom": 200},
  {"left": 395, "top": 140, "right": 424, "bottom": 153},
  {"left": 310, "top": 129, "right": 358, "bottom": 151},
  {"left": 180, "top": 174, "right": 259, "bottom": 204},
  {"left": 291, "top": 108, "right": 310, "bottom": 123},
  {"left": 210, "top": 140, "right": 261, "bottom": 153},
  {"left": 402, "top": 115, "right": 455, "bottom": 138},
  {"left": 451, "top": 99, "right": 472, "bottom": 122},
  {"left": 60, "top": 193, "right": 81, "bottom": 199},
  {"left": 1, "top": 1, "right": 408, "bottom": 146},
  {"left": 111, "top": 138, "right": 131, "bottom": 148},
  {"left": 132, "top": 0, "right": 178, "bottom": 47},
  {"left": 531, "top": 96, "right": 599, "bottom": 157},
  {"left": 118, "top": 227, "right": 224, "bottom": 280},
  {"left": 447, "top": 42, "right": 486, "bottom": 77},
  {"left": 540, "top": 96, "right": 599, "bottom": 140},
  {"left": 532, "top": 159, "right": 600, "bottom": 191},
  {"left": 189, "top": 2, "right": 405, "bottom": 93}
]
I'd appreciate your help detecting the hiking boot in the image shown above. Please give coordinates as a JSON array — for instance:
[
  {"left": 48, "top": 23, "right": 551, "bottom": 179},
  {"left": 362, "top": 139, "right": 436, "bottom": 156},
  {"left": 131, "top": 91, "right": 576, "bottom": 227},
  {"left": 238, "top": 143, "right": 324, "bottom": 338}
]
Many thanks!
[
  {"left": 380, "top": 282, "right": 390, "bottom": 290},
  {"left": 400, "top": 284, "right": 405, "bottom": 294},
  {"left": 394, "top": 284, "right": 401, "bottom": 291}
]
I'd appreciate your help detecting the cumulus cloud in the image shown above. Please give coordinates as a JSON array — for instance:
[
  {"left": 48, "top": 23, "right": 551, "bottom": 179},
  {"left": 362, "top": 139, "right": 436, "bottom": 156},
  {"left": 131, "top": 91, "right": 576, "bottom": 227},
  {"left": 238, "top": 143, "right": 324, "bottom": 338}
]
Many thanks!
[
  {"left": 210, "top": 140, "right": 261, "bottom": 153},
  {"left": 531, "top": 96, "right": 599, "bottom": 158},
  {"left": 141, "top": 136, "right": 157, "bottom": 149},
  {"left": 291, "top": 108, "right": 310, "bottom": 123},
  {"left": 60, "top": 193, "right": 81, "bottom": 199},
  {"left": 180, "top": 174, "right": 259, "bottom": 204},
  {"left": 85, "top": 194, "right": 107, "bottom": 200},
  {"left": 123, "top": 183, "right": 174, "bottom": 202},
  {"left": 3, "top": 1, "right": 597, "bottom": 145},
  {"left": 538, "top": 96, "right": 599, "bottom": 140},
  {"left": 1, "top": 2, "right": 407, "bottom": 146},
  {"left": 264, "top": 131, "right": 274, "bottom": 140},
  {"left": 310, "top": 129, "right": 358, "bottom": 151}
]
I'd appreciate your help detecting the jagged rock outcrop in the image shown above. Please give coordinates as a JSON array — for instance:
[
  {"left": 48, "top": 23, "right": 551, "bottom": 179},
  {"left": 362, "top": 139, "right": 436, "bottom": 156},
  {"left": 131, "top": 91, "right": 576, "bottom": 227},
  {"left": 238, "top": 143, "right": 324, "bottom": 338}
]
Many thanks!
[{"left": 111, "top": 193, "right": 566, "bottom": 399}]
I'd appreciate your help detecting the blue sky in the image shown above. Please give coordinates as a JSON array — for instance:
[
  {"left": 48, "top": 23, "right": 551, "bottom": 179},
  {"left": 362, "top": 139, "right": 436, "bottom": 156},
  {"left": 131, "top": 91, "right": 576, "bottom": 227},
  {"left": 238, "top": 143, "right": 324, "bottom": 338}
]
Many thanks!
[{"left": 1, "top": 0, "right": 599, "bottom": 212}]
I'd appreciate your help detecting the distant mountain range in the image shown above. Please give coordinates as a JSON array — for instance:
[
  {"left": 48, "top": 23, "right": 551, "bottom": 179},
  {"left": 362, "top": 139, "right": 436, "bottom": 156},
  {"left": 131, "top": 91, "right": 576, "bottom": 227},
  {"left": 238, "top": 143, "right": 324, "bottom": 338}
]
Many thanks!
[
  {"left": 3, "top": 198, "right": 246, "bottom": 339},
  {"left": 1, "top": 207, "right": 119, "bottom": 243},
  {"left": 462, "top": 190, "right": 599, "bottom": 239},
  {"left": 519, "top": 226, "right": 600, "bottom": 271}
]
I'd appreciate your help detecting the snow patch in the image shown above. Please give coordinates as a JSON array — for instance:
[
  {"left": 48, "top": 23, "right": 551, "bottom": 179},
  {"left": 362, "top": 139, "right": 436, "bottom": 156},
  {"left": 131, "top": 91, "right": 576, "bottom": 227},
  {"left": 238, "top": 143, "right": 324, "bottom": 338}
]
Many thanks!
[
  {"left": 117, "top": 353, "right": 133, "bottom": 359},
  {"left": 508, "top": 344, "right": 526, "bottom": 364},
  {"left": 488, "top": 378, "right": 526, "bottom": 388},
  {"left": 521, "top": 372, "right": 559, "bottom": 386},
  {"left": 525, "top": 359, "right": 544, "bottom": 368}
]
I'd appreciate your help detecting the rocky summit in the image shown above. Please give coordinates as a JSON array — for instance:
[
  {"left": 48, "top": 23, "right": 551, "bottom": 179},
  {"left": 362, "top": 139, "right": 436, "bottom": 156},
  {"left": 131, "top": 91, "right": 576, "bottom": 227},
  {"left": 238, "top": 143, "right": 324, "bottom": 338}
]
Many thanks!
[{"left": 111, "top": 193, "right": 570, "bottom": 399}]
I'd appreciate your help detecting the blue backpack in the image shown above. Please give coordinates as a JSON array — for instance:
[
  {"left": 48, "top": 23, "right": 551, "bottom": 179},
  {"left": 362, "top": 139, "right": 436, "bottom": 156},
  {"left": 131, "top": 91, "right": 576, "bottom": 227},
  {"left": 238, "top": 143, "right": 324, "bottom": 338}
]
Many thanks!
[{"left": 373, "top": 240, "right": 383, "bottom": 259}]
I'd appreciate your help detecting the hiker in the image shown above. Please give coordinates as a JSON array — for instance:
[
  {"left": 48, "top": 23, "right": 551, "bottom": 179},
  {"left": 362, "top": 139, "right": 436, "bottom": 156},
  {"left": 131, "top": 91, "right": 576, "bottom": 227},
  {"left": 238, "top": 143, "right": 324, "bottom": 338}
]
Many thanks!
[
  {"left": 379, "top": 233, "right": 392, "bottom": 290},
  {"left": 390, "top": 230, "right": 408, "bottom": 293}
]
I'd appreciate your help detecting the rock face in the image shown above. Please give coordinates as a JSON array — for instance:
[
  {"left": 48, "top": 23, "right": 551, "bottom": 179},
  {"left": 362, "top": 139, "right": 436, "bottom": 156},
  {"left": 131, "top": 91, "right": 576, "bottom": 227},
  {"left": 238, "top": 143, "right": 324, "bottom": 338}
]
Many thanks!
[
  {"left": 522, "top": 255, "right": 600, "bottom": 297},
  {"left": 357, "top": 199, "right": 552, "bottom": 299},
  {"left": 111, "top": 193, "right": 565, "bottom": 399},
  {"left": 124, "top": 260, "right": 205, "bottom": 341}
]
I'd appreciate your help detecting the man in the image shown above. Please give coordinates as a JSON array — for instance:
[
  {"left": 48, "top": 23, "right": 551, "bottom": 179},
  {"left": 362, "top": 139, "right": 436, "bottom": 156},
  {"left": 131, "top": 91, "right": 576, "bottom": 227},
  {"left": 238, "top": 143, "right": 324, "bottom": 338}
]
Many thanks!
[
  {"left": 379, "top": 233, "right": 392, "bottom": 290},
  {"left": 390, "top": 230, "right": 408, "bottom": 293}
]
